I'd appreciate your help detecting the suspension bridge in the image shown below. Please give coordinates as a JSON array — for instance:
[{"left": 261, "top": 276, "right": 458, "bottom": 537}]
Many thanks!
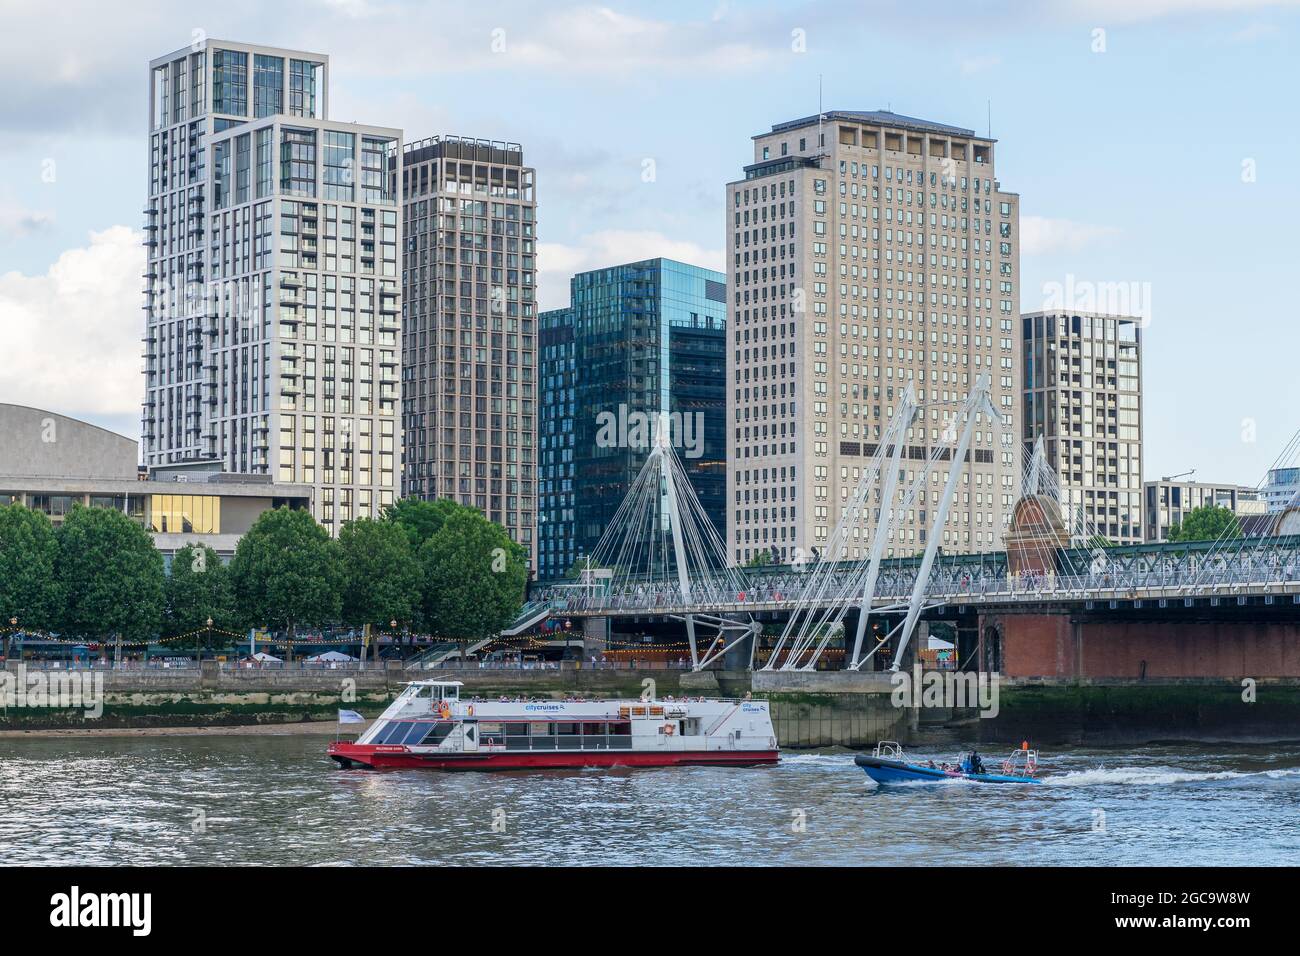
[{"left": 520, "top": 375, "right": 1300, "bottom": 677}]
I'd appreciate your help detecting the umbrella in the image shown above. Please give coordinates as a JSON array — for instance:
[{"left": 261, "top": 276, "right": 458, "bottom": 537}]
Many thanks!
[{"left": 304, "top": 651, "right": 357, "bottom": 662}]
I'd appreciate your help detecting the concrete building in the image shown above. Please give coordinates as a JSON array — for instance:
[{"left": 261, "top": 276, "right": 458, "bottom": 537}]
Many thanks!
[
  {"left": 1022, "top": 311, "right": 1143, "bottom": 544},
  {"left": 538, "top": 258, "right": 727, "bottom": 581},
  {"left": 1143, "top": 478, "right": 1266, "bottom": 542},
  {"left": 394, "top": 136, "right": 538, "bottom": 567},
  {"left": 726, "top": 110, "right": 1020, "bottom": 565},
  {"left": 0, "top": 403, "right": 311, "bottom": 562},
  {"left": 142, "top": 39, "right": 401, "bottom": 536},
  {"left": 1262, "top": 467, "right": 1300, "bottom": 513}
]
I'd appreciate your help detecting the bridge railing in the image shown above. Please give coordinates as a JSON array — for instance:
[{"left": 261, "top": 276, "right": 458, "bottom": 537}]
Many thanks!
[{"left": 534, "top": 562, "right": 1300, "bottom": 614}]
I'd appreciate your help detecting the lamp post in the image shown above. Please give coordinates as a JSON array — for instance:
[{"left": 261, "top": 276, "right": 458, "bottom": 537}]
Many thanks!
[
  {"left": 204, "top": 617, "right": 213, "bottom": 665},
  {"left": 6, "top": 617, "right": 15, "bottom": 664}
]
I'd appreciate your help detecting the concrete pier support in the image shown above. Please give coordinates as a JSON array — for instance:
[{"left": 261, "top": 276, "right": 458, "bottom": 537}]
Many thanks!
[{"left": 581, "top": 617, "right": 609, "bottom": 658}]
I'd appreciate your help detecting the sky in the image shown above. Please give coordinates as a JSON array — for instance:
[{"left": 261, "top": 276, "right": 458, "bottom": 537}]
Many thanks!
[{"left": 1, "top": 0, "right": 1298, "bottom": 487}]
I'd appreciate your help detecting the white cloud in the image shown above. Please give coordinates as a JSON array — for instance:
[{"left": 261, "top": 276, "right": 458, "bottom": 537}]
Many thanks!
[
  {"left": 0, "top": 226, "right": 144, "bottom": 421},
  {"left": 960, "top": 54, "right": 1002, "bottom": 74},
  {"left": 1060, "top": 0, "right": 1300, "bottom": 23},
  {"left": 0, "top": 204, "right": 55, "bottom": 239},
  {"left": 1020, "top": 216, "right": 1121, "bottom": 255},
  {"left": 538, "top": 230, "right": 724, "bottom": 311}
]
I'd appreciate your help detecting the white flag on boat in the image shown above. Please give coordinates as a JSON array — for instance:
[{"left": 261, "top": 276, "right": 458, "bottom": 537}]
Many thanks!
[{"left": 337, "top": 709, "right": 366, "bottom": 724}]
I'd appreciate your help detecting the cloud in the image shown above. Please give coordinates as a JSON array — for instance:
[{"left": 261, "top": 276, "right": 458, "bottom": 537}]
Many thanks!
[
  {"left": 1059, "top": 0, "right": 1300, "bottom": 23},
  {"left": 538, "top": 230, "right": 725, "bottom": 311},
  {"left": 1231, "top": 20, "right": 1280, "bottom": 40},
  {"left": 0, "top": 204, "right": 55, "bottom": 240},
  {"left": 1020, "top": 216, "right": 1121, "bottom": 255},
  {"left": 959, "top": 54, "right": 1002, "bottom": 74},
  {"left": 0, "top": 226, "right": 145, "bottom": 422}
]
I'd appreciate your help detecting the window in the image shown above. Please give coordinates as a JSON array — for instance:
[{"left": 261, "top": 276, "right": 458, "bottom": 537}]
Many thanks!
[
  {"left": 289, "top": 59, "right": 323, "bottom": 117},
  {"left": 212, "top": 49, "right": 248, "bottom": 116},
  {"left": 322, "top": 130, "right": 354, "bottom": 200},
  {"left": 253, "top": 54, "right": 284, "bottom": 117},
  {"left": 281, "top": 128, "right": 317, "bottom": 197}
]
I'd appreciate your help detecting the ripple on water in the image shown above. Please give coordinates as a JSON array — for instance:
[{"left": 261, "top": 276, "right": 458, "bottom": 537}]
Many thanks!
[{"left": 2, "top": 737, "right": 1298, "bottom": 865}]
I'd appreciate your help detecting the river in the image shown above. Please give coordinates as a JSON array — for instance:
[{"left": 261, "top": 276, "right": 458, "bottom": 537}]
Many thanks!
[{"left": 2, "top": 735, "right": 1297, "bottom": 866}]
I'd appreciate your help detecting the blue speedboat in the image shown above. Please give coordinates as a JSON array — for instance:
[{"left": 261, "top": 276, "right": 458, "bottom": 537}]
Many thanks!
[{"left": 856, "top": 741, "right": 1042, "bottom": 785}]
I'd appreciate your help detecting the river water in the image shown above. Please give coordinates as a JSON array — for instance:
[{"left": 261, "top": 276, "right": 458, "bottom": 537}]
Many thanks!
[{"left": 2, "top": 735, "right": 1297, "bottom": 866}]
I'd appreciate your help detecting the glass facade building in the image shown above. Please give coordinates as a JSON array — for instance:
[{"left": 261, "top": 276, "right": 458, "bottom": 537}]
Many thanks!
[
  {"left": 143, "top": 40, "right": 401, "bottom": 535},
  {"left": 538, "top": 259, "right": 727, "bottom": 581}
]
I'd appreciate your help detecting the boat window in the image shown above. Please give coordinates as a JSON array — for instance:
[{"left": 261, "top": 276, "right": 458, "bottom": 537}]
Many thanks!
[
  {"left": 530, "top": 722, "right": 553, "bottom": 736},
  {"left": 415, "top": 686, "right": 433, "bottom": 698},
  {"left": 582, "top": 722, "right": 606, "bottom": 736},
  {"left": 504, "top": 722, "right": 529, "bottom": 736},
  {"left": 479, "top": 722, "right": 504, "bottom": 735},
  {"left": 555, "top": 722, "right": 580, "bottom": 736},
  {"left": 416, "top": 722, "right": 455, "bottom": 746},
  {"left": 609, "top": 721, "right": 632, "bottom": 736},
  {"left": 375, "top": 721, "right": 413, "bottom": 744},
  {"left": 400, "top": 723, "right": 431, "bottom": 745}
]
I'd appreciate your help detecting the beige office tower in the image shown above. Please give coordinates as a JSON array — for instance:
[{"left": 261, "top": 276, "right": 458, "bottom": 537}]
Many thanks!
[
  {"left": 726, "top": 110, "right": 1021, "bottom": 565},
  {"left": 395, "top": 137, "right": 538, "bottom": 567},
  {"left": 143, "top": 40, "right": 403, "bottom": 534},
  {"left": 1023, "top": 311, "right": 1143, "bottom": 545}
]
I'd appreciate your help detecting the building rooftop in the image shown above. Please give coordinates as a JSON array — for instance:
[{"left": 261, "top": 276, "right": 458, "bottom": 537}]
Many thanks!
[{"left": 766, "top": 109, "right": 983, "bottom": 140}]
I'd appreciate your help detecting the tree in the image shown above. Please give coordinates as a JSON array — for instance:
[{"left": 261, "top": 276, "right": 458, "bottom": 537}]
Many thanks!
[
  {"left": 744, "top": 548, "right": 775, "bottom": 568},
  {"left": 0, "top": 503, "right": 60, "bottom": 635},
  {"left": 384, "top": 498, "right": 462, "bottom": 552},
  {"left": 1168, "top": 505, "right": 1241, "bottom": 543},
  {"left": 165, "top": 544, "right": 236, "bottom": 647},
  {"left": 228, "top": 507, "right": 341, "bottom": 649},
  {"left": 338, "top": 517, "right": 421, "bottom": 632},
  {"left": 418, "top": 503, "right": 527, "bottom": 658},
  {"left": 55, "top": 504, "right": 165, "bottom": 647}
]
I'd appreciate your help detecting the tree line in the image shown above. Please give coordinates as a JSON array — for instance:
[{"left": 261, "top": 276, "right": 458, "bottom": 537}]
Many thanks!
[{"left": 0, "top": 498, "right": 527, "bottom": 652}]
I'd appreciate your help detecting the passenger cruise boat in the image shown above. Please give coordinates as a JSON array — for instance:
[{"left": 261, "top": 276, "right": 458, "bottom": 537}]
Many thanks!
[{"left": 328, "top": 680, "right": 779, "bottom": 770}]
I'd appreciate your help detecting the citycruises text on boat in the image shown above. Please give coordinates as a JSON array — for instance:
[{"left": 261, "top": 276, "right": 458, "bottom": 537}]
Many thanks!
[{"left": 328, "top": 680, "right": 780, "bottom": 770}]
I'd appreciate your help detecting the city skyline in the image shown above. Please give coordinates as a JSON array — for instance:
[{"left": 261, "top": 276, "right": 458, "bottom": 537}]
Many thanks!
[{"left": 2, "top": 0, "right": 1300, "bottom": 491}]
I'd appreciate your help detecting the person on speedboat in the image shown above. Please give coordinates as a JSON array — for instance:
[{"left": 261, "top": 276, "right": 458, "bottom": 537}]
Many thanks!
[{"left": 969, "top": 751, "right": 986, "bottom": 775}]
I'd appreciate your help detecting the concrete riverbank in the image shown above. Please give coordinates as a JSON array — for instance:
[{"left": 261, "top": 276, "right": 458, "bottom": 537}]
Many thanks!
[{"left": 6, "top": 661, "right": 1299, "bottom": 747}]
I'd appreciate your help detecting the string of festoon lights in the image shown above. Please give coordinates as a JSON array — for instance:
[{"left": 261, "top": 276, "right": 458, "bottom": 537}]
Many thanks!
[{"left": 0, "top": 625, "right": 406, "bottom": 650}]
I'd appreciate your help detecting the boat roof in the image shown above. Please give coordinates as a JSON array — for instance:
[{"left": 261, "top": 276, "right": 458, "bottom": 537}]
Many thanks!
[{"left": 405, "top": 679, "right": 464, "bottom": 687}]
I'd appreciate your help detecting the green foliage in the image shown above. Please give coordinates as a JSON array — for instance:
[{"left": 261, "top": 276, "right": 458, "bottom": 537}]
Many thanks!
[
  {"left": 166, "top": 544, "right": 237, "bottom": 638},
  {"left": 338, "top": 517, "right": 421, "bottom": 628},
  {"left": 384, "top": 498, "right": 462, "bottom": 552},
  {"left": 1086, "top": 534, "right": 1114, "bottom": 549},
  {"left": 1168, "top": 504, "right": 1242, "bottom": 543},
  {"left": 55, "top": 504, "right": 164, "bottom": 641},
  {"left": 228, "top": 507, "right": 341, "bottom": 633},
  {"left": 417, "top": 502, "right": 527, "bottom": 642},
  {"left": 0, "top": 503, "right": 60, "bottom": 631},
  {"left": 744, "top": 548, "right": 775, "bottom": 568}
]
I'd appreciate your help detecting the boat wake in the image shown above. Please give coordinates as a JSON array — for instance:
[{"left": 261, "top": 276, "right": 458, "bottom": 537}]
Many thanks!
[{"left": 1041, "top": 766, "right": 1300, "bottom": 787}]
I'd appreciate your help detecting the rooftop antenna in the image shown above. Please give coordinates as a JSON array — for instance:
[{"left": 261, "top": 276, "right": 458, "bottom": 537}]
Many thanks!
[{"left": 817, "top": 74, "right": 824, "bottom": 153}]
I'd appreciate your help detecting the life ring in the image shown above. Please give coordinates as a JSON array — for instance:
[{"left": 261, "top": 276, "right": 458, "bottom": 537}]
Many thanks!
[
  {"left": 664, "top": 723, "right": 676, "bottom": 736},
  {"left": 467, "top": 704, "right": 475, "bottom": 717},
  {"left": 438, "top": 702, "right": 451, "bottom": 719}
]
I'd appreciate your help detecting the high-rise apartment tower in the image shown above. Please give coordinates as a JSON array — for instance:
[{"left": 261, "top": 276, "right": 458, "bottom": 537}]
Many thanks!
[
  {"left": 726, "top": 110, "right": 1021, "bottom": 565},
  {"left": 143, "top": 40, "right": 402, "bottom": 533}
]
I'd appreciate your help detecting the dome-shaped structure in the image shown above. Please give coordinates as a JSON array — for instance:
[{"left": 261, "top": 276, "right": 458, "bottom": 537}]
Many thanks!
[{"left": 1004, "top": 493, "right": 1069, "bottom": 575}]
